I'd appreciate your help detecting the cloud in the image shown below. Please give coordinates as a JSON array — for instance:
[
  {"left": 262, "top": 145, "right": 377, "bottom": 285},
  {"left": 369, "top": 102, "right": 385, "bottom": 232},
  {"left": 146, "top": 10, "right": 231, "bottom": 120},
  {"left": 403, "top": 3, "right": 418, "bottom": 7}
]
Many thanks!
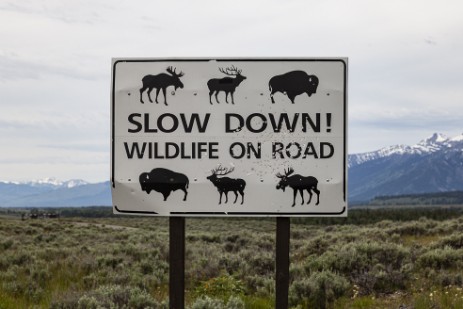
[
  {"left": 1, "top": 0, "right": 463, "bottom": 181},
  {"left": 0, "top": 0, "right": 107, "bottom": 25},
  {"left": 0, "top": 162, "right": 109, "bottom": 183},
  {"left": 0, "top": 54, "right": 106, "bottom": 81},
  {"left": 38, "top": 142, "right": 108, "bottom": 153}
]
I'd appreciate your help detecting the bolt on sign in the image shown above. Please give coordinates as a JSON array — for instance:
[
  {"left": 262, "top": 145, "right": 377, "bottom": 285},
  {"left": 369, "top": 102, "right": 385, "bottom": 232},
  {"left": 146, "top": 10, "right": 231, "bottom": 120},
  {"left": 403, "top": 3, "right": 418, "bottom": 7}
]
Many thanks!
[{"left": 111, "top": 58, "right": 348, "bottom": 216}]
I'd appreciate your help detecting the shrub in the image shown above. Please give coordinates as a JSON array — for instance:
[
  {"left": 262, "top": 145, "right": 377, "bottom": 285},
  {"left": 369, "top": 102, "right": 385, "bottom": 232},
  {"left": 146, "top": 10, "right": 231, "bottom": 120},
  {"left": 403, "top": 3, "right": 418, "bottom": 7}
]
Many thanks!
[
  {"left": 225, "top": 234, "right": 248, "bottom": 247},
  {"left": 139, "top": 260, "right": 154, "bottom": 275},
  {"left": 306, "top": 241, "right": 411, "bottom": 294},
  {"left": 301, "top": 236, "right": 331, "bottom": 255},
  {"left": 248, "top": 252, "right": 275, "bottom": 276},
  {"left": 434, "top": 271, "right": 463, "bottom": 287},
  {"left": 65, "top": 285, "right": 161, "bottom": 308},
  {"left": 49, "top": 292, "right": 81, "bottom": 309},
  {"left": 243, "top": 275, "right": 274, "bottom": 297},
  {"left": 190, "top": 296, "right": 245, "bottom": 309},
  {"left": 418, "top": 247, "right": 463, "bottom": 269},
  {"left": 11, "top": 251, "right": 33, "bottom": 266},
  {"left": 225, "top": 296, "right": 245, "bottom": 309},
  {"left": 24, "top": 282, "right": 45, "bottom": 303},
  {"left": 195, "top": 274, "right": 245, "bottom": 301},
  {"left": 289, "top": 270, "right": 350, "bottom": 308},
  {"left": 199, "top": 233, "right": 221, "bottom": 243},
  {"left": 96, "top": 254, "right": 124, "bottom": 269},
  {"left": 434, "top": 233, "right": 463, "bottom": 249},
  {"left": 31, "top": 267, "right": 51, "bottom": 286},
  {"left": 0, "top": 256, "right": 9, "bottom": 271},
  {"left": 191, "top": 296, "right": 224, "bottom": 309},
  {"left": 385, "top": 220, "right": 430, "bottom": 236},
  {"left": 188, "top": 256, "right": 221, "bottom": 283},
  {"left": 1, "top": 238, "right": 14, "bottom": 250},
  {"left": 218, "top": 254, "right": 242, "bottom": 274}
]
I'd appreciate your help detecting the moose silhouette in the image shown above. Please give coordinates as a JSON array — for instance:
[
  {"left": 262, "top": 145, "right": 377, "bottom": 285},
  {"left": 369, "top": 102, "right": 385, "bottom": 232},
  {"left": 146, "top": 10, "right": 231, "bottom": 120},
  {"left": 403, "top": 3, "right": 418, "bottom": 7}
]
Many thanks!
[
  {"left": 207, "top": 66, "right": 246, "bottom": 105},
  {"left": 139, "top": 66, "right": 185, "bottom": 106},
  {"left": 276, "top": 167, "right": 320, "bottom": 207},
  {"left": 207, "top": 165, "right": 246, "bottom": 204},
  {"left": 269, "top": 70, "right": 319, "bottom": 104},
  {"left": 139, "top": 168, "right": 189, "bottom": 201}
]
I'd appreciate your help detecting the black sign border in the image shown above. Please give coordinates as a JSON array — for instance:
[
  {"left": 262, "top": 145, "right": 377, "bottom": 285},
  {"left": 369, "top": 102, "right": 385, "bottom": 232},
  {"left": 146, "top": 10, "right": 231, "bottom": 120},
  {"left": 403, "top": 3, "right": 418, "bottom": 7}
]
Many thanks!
[{"left": 111, "top": 58, "right": 347, "bottom": 217}]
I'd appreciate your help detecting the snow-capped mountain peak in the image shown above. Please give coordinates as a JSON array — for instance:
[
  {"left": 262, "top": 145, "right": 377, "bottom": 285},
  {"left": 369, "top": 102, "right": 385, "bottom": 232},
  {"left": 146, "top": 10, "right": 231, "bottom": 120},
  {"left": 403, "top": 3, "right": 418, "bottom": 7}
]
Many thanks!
[
  {"left": 349, "top": 132, "right": 463, "bottom": 202},
  {"left": 349, "top": 133, "right": 463, "bottom": 168},
  {"left": 62, "top": 179, "right": 89, "bottom": 188},
  {"left": 30, "top": 177, "right": 64, "bottom": 187},
  {"left": 449, "top": 133, "right": 463, "bottom": 142},
  {"left": 2, "top": 178, "right": 89, "bottom": 188},
  {"left": 422, "top": 133, "right": 448, "bottom": 144}
]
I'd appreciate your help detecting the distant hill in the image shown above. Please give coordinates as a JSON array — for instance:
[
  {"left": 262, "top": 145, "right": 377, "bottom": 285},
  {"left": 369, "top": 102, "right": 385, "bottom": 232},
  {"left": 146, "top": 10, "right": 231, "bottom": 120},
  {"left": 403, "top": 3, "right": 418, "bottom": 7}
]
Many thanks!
[{"left": 368, "top": 191, "right": 463, "bottom": 206}]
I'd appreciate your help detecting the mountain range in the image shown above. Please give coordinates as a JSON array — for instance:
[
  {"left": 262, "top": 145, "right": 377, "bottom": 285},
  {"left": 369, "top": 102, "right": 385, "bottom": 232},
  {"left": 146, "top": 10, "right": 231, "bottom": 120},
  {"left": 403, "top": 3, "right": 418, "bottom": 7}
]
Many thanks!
[
  {"left": 349, "top": 133, "right": 463, "bottom": 202},
  {"left": 0, "top": 178, "right": 111, "bottom": 207},
  {"left": 1, "top": 133, "right": 463, "bottom": 207}
]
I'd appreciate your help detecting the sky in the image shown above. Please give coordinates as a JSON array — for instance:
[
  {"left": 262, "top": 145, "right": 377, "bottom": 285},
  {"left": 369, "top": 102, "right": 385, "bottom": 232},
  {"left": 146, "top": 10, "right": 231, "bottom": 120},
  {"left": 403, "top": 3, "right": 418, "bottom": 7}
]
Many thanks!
[{"left": 1, "top": 0, "right": 463, "bottom": 182}]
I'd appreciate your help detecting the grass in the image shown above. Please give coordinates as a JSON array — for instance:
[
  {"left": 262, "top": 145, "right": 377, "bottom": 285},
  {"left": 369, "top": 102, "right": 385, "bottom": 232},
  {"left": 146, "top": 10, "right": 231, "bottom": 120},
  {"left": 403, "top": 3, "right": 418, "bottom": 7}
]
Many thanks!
[{"left": 0, "top": 207, "right": 463, "bottom": 308}]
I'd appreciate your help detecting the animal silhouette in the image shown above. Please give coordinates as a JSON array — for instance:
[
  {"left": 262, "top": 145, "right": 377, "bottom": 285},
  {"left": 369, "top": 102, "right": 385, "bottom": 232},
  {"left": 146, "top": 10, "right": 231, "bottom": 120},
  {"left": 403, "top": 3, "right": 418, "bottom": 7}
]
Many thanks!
[
  {"left": 207, "top": 66, "right": 246, "bottom": 104},
  {"left": 276, "top": 167, "right": 320, "bottom": 207},
  {"left": 269, "top": 70, "right": 319, "bottom": 103},
  {"left": 207, "top": 165, "right": 246, "bottom": 204},
  {"left": 139, "top": 67, "right": 185, "bottom": 106},
  {"left": 139, "top": 168, "right": 189, "bottom": 201}
]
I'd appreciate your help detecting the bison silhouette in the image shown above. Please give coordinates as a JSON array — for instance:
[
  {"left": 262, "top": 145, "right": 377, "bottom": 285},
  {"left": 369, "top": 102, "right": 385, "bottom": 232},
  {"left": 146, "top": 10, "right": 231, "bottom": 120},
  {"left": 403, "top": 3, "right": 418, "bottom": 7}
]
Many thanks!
[
  {"left": 276, "top": 167, "right": 320, "bottom": 207},
  {"left": 269, "top": 70, "right": 319, "bottom": 104},
  {"left": 139, "top": 168, "right": 189, "bottom": 201}
]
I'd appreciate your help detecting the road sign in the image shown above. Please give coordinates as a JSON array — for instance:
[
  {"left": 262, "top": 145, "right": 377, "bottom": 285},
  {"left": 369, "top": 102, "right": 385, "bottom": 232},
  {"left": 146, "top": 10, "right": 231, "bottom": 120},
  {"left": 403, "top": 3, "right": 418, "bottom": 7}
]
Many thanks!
[{"left": 111, "top": 58, "right": 347, "bottom": 216}]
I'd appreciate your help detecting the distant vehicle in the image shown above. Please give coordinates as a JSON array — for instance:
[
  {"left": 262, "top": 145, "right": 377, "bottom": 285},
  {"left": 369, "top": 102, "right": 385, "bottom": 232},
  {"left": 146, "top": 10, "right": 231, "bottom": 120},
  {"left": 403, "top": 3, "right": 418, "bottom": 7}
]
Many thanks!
[
  {"left": 269, "top": 70, "right": 319, "bottom": 103},
  {"left": 139, "top": 168, "right": 189, "bottom": 201},
  {"left": 139, "top": 67, "right": 185, "bottom": 106},
  {"left": 276, "top": 167, "right": 320, "bottom": 206}
]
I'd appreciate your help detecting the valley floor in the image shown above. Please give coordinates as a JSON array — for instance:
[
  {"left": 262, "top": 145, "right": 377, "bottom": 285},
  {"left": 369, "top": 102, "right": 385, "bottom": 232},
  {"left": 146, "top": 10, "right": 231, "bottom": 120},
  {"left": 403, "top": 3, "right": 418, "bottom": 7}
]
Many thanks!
[{"left": 1, "top": 207, "right": 463, "bottom": 308}]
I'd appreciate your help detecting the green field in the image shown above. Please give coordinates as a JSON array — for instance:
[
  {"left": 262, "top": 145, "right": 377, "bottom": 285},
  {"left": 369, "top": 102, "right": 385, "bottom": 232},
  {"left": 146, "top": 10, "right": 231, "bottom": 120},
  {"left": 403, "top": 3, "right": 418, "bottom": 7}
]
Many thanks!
[{"left": 1, "top": 207, "right": 463, "bottom": 308}]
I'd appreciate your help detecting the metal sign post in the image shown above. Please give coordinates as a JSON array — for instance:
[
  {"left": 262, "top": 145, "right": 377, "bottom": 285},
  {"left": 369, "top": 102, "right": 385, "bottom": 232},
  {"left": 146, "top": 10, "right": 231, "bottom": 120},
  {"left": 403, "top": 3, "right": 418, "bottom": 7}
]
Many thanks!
[
  {"left": 276, "top": 217, "right": 290, "bottom": 309},
  {"left": 169, "top": 217, "right": 185, "bottom": 309}
]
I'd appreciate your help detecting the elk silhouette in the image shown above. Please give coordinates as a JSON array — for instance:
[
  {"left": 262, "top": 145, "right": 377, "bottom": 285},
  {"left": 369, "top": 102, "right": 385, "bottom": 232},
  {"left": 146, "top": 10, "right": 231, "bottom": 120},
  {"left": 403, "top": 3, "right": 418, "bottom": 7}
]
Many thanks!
[
  {"left": 139, "top": 66, "right": 185, "bottom": 106},
  {"left": 276, "top": 167, "right": 320, "bottom": 207},
  {"left": 207, "top": 66, "right": 246, "bottom": 105},
  {"left": 207, "top": 165, "right": 246, "bottom": 204}
]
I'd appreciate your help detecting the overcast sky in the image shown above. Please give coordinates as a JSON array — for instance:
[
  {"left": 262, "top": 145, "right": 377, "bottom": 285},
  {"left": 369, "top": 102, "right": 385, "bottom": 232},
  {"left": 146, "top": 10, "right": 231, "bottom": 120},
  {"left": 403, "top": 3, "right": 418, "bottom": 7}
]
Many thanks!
[{"left": 1, "top": 0, "right": 463, "bottom": 182}]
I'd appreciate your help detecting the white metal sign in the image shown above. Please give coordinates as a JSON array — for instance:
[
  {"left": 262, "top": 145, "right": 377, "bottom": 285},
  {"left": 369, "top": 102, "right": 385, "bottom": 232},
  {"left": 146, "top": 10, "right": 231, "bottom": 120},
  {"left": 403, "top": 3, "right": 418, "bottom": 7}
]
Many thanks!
[{"left": 111, "top": 58, "right": 347, "bottom": 216}]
